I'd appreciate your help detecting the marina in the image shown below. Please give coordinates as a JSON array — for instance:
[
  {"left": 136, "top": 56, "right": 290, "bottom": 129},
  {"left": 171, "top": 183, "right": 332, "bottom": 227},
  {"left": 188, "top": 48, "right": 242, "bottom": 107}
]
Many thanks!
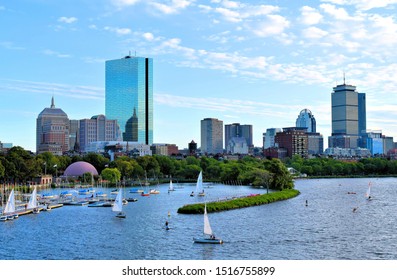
[{"left": 1, "top": 178, "right": 397, "bottom": 260}]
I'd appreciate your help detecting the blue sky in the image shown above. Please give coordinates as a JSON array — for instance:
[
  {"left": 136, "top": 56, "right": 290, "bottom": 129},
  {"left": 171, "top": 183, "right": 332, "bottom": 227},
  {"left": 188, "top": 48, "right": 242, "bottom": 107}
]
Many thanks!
[{"left": 1, "top": 0, "right": 397, "bottom": 152}]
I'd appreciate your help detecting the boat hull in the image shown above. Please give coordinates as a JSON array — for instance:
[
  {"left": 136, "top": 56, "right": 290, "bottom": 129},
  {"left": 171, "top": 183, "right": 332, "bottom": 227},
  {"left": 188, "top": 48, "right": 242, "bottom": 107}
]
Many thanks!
[{"left": 193, "top": 238, "right": 223, "bottom": 244}]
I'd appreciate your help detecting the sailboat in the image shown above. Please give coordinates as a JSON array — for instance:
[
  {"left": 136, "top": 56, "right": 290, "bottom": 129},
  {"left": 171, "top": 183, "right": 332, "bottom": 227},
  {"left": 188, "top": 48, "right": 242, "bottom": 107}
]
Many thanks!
[
  {"left": 27, "top": 186, "right": 40, "bottom": 214},
  {"left": 197, "top": 171, "right": 205, "bottom": 196},
  {"left": 193, "top": 204, "right": 223, "bottom": 244},
  {"left": 366, "top": 182, "right": 372, "bottom": 200},
  {"left": 112, "top": 189, "right": 126, "bottom": 218},
  {"left": 168, "top": 180, "right": 175, "bottom": 192},
  {"left": 1, "top": 189, "right": 18, "bottom": 221}
]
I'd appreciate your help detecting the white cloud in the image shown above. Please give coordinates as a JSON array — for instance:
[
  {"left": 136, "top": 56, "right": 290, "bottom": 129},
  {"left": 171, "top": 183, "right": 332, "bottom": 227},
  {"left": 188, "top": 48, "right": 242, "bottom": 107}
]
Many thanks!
[
  {"left": 58, "top": 16, "right": 78, "bottom": 24},
  {"left": 321, "top": 0, "right": 397, "bottom": 11},
  {"left": 251, "top": 15, "right": 290, "bottom": 37},
  {"left": 300, "top": 6, "right": 323, "bottom": 25},
  {"left": 104, "top": 26, "right": 132, "bottom": 35},
  {"left": 112, "top": 0, "right": 141, "bottom": 7},
  {"left": 42, "top": 49, "right": 71, "bottom": 58},
  {"left": 302, "top": 26, "right": 328, "bottom": 39},
  {"left": 0, "top": 41, "right": 25, "bottom": 50},
  {"left": 150, "top": 0, "right": 194, "bottom": 14},
  {"left": 142, "top": 32, "right": 155, "bottom": 41}
]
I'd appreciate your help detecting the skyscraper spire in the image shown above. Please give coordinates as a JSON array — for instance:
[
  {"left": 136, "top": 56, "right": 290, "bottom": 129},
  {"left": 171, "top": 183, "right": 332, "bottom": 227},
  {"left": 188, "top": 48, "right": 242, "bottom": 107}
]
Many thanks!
[
  {"left": 343, "top": 71, "right": 346, "bottom": 85},
  {"left": 51, "top": 96, "right": 55, "bottom": 108}
]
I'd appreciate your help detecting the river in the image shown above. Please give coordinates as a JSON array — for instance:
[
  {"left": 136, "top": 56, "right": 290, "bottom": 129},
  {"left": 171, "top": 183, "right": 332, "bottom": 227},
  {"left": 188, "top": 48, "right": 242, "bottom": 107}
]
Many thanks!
[{"left": 1, "top": 177, "right": 396, "bottom": 260}]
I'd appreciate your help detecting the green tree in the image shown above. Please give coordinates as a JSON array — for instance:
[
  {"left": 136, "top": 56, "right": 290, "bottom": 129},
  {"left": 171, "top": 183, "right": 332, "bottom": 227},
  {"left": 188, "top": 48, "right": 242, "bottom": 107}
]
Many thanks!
[{"left": 100, "top": 168, "right": 121, "bottom": 184}]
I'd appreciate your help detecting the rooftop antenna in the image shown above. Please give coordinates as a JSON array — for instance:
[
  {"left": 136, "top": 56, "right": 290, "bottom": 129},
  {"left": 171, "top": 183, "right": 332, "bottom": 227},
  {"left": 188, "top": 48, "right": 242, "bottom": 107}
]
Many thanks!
[{"left": 343, "top": 71, "right": 346, "bottom": 85}]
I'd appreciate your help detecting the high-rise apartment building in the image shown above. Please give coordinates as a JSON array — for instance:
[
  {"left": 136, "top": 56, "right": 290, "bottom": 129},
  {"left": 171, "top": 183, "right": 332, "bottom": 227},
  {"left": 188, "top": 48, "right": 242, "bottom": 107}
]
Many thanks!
[
  {"left": 105, "top": 55, "right": 153, "bottom": 145},
  {"left": 329, "top": 81, "right": 366, "bottom": 148},
  {"left": 275, "top": 127, "right": 308, "bottom": 158},
  {"left": 201, "top": 118, "right": 223, "bottom": 154},
  {"left": 79, "top": 115, "right": 121, "bottom": 152},
  {"left": 224, "top": 123, "right": 253, "bottom": 152},
  {"left": 36, "top": 97, "right": 70, "bottom": 155},
  {"left": 296, "top": 109, "right": 316, "bottom": 133}
]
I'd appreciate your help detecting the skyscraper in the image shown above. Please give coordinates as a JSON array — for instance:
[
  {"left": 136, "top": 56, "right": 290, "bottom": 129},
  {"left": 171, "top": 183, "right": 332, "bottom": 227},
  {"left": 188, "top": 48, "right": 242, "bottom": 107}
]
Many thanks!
[
  {"left": 105, "top": 55, "right": 153, "bottom": 145},
  {"left": 224, "top": 123, "right": 253, "bottom": 152},
  {"left": 296, "top": 109, "right": 316, "bottom": 133},
  {"left": 263, "top": 128, "right": 282, "bottom": 149},
  {"left": 201, "top": 118, "right": 223, "bottom": 154},
  {"left": 36, "top": 97, "right": 70, "bottom": 155},
  {"left": 329, "top": 80, "right": 366, "bottom": 148}
]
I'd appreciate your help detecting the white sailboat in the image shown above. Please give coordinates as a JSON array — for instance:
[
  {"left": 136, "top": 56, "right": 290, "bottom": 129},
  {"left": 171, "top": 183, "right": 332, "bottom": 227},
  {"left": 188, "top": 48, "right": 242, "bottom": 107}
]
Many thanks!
[
  {"left": 193, "top": 204, "right": 223, "bottom": 244},
  {"left": 168, "top": 180, "right": 175, "bottom": 192},
  {"left": 1, "top": 189, "right": 18, "bottom": 221},
  {"left": 27, "top": 186, "right": 40, "bottom": 213},
  {"left": 366, "top": 182, "right": 372, "bottom": 200},
  {"left": 197, "top": 171, "right": 205, "bottom": 196},
  {"left": 112, "top": 189, "right": 126, "bottom": 218}
]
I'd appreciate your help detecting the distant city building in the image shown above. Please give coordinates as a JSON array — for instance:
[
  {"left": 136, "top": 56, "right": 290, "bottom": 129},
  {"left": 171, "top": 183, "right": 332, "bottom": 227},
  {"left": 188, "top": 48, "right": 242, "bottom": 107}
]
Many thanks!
[
  {"left": 188, "top": 140, "right": 197, "bottom": 155},
  {"left": 105, "top": 55, "right": 153, "bottom": 145},
  {"left": 69, "top": 120, "right": 80, "bottom": 152},
  {"left": 275, "top": 127, "right": 308, "bottom": 158},
  {"left": 226, "top": 137, "right": 249, "bottom": 154},
  {"left": 84, "top": 141, "right": 151, "bottom": 157},
  {"left": 263, "top": 128, "right": 282, "bottom": 149},
  {"left": 383, "top": 136, "right": 394, "bottom": 155},
  {"left": 329, "top": 80, "right": 366, "bottom": 148},
  {"left": 151, "top": 143, "right": 179, "bottom": 156},
  {"left": 307, "top": 132, "right": 324, "bottom": 155},
  {"left": 224, "top": 123, "right": 253, "bottom": 152},
  {"left": 36, "top": 97, "right": 70, "bottom": 155},
  {"left": 201, "top": 118, "right": 223, "bottom": 154},
  {"left": 79, "top": 115, "right": 121, "bottom": 152},
  {"left": 296, "top": 109, "right": 316, "bottom": 133},
  {"left": 324, "top": 147, "right": 371, "bottom": 158}
]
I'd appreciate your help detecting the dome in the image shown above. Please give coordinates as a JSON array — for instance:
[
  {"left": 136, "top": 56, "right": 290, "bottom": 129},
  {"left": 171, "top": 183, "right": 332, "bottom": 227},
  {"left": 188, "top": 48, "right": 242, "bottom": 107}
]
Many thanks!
[{"left": 64, "top": 161, "right": 98, "bottom": 177}]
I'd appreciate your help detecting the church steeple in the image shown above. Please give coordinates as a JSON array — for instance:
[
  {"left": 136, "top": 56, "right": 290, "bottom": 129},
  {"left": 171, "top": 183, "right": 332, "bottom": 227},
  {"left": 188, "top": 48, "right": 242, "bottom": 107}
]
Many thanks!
[{"left": 51, "top": 96, "right": 55, "bottom": 108}]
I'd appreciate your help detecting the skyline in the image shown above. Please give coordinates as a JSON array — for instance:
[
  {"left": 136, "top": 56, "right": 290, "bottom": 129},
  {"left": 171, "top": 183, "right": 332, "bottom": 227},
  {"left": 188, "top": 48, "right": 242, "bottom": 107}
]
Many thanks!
[{"left": 1, "top": 0, "right": 397, "bottom": 152}]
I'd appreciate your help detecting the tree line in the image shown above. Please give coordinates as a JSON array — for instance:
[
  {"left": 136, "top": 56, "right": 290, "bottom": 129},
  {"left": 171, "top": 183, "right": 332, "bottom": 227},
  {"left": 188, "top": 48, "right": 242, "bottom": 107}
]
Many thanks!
[{"left": 0, "top": 147, "right": 294, "bottom": 191}]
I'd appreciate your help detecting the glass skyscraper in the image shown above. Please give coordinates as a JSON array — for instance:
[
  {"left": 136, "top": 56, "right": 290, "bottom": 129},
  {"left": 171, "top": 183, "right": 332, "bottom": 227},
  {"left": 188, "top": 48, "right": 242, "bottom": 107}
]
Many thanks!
[
  {"left": 201, "top": 118, "right": 223, "bottom": 154},
  {"left": 105, "top": 55, "right": 153, "bottom": 145},
  {"left": 296, "top": 109, "right": 316, "bottom": 133}
]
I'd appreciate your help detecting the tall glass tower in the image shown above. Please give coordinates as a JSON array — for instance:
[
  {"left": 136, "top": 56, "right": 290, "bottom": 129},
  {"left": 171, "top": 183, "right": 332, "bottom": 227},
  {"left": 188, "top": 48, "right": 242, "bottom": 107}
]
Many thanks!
[
  {"left": 296, "top": 109, "right": 316, "bottom": 133},
  {"left": 105, "top": 55, "right": 153, "bottom": 145}
]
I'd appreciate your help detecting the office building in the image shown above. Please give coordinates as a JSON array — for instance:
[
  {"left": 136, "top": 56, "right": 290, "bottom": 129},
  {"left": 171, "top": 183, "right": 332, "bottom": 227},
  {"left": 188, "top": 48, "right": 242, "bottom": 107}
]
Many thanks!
[
  {"left": 36, "top": 97, "right": 70, "bottom": 155},
  {"left": 201, "top": 118, "right": 223, "bottom": 154},
  {"left": 275, "top": 127, "right": 308, "bottom": 158},
  {"left": 329, "top": 80, "right": 366, "bottom": 148},
  {"left": 79, "top": 115, "right": 121, "bottom": 152},
  {"left": 263, "top": 128, "right": 282, "bottom": 149},
  {"left": 105, "top": 55, "right": 153, "bottom": 145},
  {"left": 225, "top": 123, "right": 252, "bottom": 153},
  {"left": 296, "top": 109, "right": 316, "bottom": 133}
]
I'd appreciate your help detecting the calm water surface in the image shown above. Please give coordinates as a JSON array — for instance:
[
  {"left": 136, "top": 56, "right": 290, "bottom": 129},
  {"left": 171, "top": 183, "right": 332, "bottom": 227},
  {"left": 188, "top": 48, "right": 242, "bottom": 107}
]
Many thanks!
[{"left": 1, "top": 178, "right": 397, "bottom": 260}]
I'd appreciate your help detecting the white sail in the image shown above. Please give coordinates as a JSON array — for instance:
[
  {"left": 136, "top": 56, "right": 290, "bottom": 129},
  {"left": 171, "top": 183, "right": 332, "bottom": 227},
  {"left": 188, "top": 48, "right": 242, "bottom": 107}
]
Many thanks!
[
  {"left": 27, "top": 187, "right": 38, "bottom": 209},
  {"left": 196, "top": 171, "right": 203, "bottom": 193},
  {"left": 4, "top": 189, "right": 16, "bottom": 214},
  {"left": 169, "top": 180, "right": 174, "bottom": 191},
  {"left": 112, "top": 189, "right": 123, "bottom": 212},
  {"left": 366, "top": 182, "right": 371, "bottom": 198},
  {"left": 203, "top": 204, "right": 213, "bottom": 236}
]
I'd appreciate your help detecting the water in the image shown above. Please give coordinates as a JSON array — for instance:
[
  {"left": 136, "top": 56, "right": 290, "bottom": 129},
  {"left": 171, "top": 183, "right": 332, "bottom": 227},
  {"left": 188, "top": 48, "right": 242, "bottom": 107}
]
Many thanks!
[{"left": 1, "top": 178, "right": 397, "bottom": 260}]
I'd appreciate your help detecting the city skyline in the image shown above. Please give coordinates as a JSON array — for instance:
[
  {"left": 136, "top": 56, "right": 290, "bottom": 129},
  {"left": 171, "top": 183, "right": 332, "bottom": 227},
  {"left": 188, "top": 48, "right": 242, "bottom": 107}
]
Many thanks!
[{"left": 1, "top": 1, "right": 397, "bottom": 152}]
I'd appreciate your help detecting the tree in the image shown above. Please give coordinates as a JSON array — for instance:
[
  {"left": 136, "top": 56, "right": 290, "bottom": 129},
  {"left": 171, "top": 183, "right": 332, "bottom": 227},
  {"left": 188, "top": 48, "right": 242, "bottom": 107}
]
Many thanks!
[{"left": 100, "top": 168, "right": 121, "bottom": 184}]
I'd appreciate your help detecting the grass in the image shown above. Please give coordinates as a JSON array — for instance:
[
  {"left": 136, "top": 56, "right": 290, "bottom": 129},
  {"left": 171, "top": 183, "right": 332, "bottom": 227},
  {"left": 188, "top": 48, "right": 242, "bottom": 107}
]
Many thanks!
[{"left": 177, "top": 189, "right": 300, "bottom": 214}]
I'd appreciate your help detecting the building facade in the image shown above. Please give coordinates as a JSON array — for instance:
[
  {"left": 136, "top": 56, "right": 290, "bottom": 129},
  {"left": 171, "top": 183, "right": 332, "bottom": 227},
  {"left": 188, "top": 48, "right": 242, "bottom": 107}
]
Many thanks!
[
  {"left": 36, "top": 97, "right": 70, "bottom": 155},
  {"left": 274, "top": 127, "right": 308, "bottom": 158},
  {"left": 226, "top": 137, "right": 249, "bottom": 154},
  {"left": 296, "top": 109, "right": 316, "bottom": 133},
  {"left": 329, "top": 81, "right": 366, "bottom": 148},
  {"left": 307, "top": 132, "right": 324, "bottom": 155},
  {"left": 201, "top": 118, "right": 223, "bottom": 154},
  {"left": 263, "top": 128, "right": 282, "bottom": 149},
  {"left": 105, "top": 55, "right": 153, "bottom": 145},
  {"left": 79, "top": 115, "right": 120, "bottom": 152},
  {"left": 224, "top": 123, "right": 253, "bottom": 152}
]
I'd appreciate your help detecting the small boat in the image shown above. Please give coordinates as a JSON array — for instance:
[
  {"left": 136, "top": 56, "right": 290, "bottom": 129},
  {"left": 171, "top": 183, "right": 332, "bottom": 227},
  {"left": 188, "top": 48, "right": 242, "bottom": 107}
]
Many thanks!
[
  {"left": 129, "top": 188, "right": 144, "bottom": 193},
  {"left": 141, "top": 192, "right": 150, "bottom": 197},
  {"left": 112, "top": 189, "right": 126, "bottom": 218},
  {"left": 193, "top": 203, "right": 223, "bottom": 244},
  {"left": 168, "top": 180, "right": 175, "bottom": 192},
  {"left": 110, "top": 189, "right": 118, "bottom": 195},
  {"left": 2, "top": 189, "right": 18, "bottom": 220},
  {"left": 27, "top": 186, "right": 40, "bottom": 214},
  {"left": 126, "top": 198, "right": 138, "bottom": 202},
  {"left": 95, "top": 191, "right": 107, "bottom": 198},
  {"left": 366, "top": 182, "right": 372, "bottom": 200},
  {"left": 88, "top": 201, "right": 107, "bottom": 207},
  {"left": 149, "top": 189, "right": 160, "bottom": 194},
  {"left": 196, "top": 171, "right": 205, "bottom": 196}
]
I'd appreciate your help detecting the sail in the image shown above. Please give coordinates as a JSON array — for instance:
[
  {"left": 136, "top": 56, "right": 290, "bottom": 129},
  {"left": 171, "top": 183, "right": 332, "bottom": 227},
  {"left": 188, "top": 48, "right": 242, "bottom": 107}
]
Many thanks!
[
  {"left": 203, "top": 204, "right": 213, "bottom": 236},
  {"left": 366, "top": 182, "right": 371, "bottom": 198},
  {"left": 27, "top": 187, "right": 38, "bottom": 209},
  {"left": 196, "top": 171, "right": 203, "bottom": 193},
  {"left": 169, "top": 180, "right": 174, "bottom": 191},
  {"left": 4, "top": 189, "right": 16, "bottom": 214},
  {"left": 112, "top": 189, "right": 123, "bottom": 212}
]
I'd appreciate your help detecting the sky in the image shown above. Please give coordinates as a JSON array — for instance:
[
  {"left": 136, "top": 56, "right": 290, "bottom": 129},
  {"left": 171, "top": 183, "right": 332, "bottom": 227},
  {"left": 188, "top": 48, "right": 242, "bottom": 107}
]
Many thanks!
[{"left": 1, "top": 0, "right": 397, "bottom": 152}]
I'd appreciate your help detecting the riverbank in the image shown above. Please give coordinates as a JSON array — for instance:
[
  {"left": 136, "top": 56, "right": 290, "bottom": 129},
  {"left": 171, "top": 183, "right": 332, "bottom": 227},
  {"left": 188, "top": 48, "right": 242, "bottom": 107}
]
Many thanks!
[{"left": 177, "top": 188, "right": 300, "bottom": 214}]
